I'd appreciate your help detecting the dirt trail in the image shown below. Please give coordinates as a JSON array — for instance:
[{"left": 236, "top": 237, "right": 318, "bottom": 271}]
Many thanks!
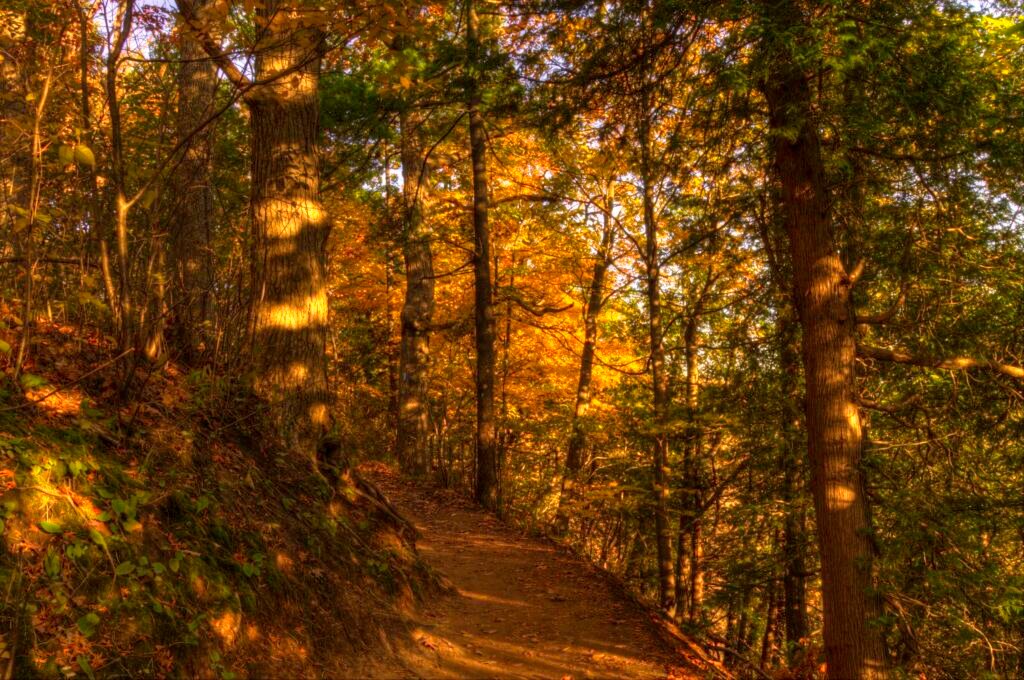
[{"left": 371, "top": 470, "right": 702, "bottom": 680}]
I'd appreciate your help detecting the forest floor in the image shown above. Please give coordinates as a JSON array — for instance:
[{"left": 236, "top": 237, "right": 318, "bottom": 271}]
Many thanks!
[{"left": 368, "top": 466, "right": 706, "bottom": 680}]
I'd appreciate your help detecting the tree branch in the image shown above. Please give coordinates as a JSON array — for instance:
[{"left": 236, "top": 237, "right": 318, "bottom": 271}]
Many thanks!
[
  {"left": 176, "top": 0, "right": 252, "bottom": 91},
  {"left": 855, "top": 281, "right": 907, "bottom": 325},
  {"left": 859, "top": 344, "right": 1024, "bottom": 380}
]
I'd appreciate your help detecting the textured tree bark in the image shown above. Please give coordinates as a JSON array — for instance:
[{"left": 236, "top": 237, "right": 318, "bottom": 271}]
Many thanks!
[
  {"left": 761, "top": 2, "right": 887, "bottom": 676},
  {"left": 467, "top": 0, "right": 498, "bottom": 511},
  {"left": 248, "top": 1, "right": 330, "bottom": 458},
  {"left": 556, "top": 196, "right": 615, "bottom": 531},
  {"left": 168, "top": 0, "right": 216, "bottom": 364},
  {"left": 640, "top": 109, "right": 675, "bottom": 618},
  {"left": 396, "top": 100, "right": 435, "bottom": 477}
]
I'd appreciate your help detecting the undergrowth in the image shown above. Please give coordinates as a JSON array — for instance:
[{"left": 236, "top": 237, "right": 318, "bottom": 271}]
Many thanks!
[{"left": 0, "top": 322, "right": 434, "bottom": 679}]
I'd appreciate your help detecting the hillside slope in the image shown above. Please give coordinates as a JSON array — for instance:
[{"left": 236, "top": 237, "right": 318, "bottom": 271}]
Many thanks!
[{"left": 0, "top": 320, "right": 436, "bottom": 678}]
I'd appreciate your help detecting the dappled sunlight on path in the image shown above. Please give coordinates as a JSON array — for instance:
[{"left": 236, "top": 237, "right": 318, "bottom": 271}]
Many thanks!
[{"left": 371, "top": 469, "right": 700, "bottom": 680}]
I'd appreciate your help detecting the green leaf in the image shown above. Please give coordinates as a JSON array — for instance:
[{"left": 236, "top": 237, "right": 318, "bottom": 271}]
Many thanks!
[
  {"left": 20, "top": 373, "right": 47, "bottom": 390},
  {"left": 38, "top": 520, "right": 62, "bottom": 534},
  {"left": 44, "top": 548, "right": 61, "bottom": 579},
  {"left": 77, "top": 655, "right": 96, "bottom": 680},
  {"left": 115, "top": 561, "right": 135, "bottom": 576},
  {"left": 58, "top": 144, "right": 75, "bottom": 165},
  {"left": 73, "top": 144, "right": 96, "bottom": 168},
  {"left": 76, "top": 612, "right": 100, "bottom": 637},
  {"left": 0, "top": 340, "right": 10, "bottom": 354}
]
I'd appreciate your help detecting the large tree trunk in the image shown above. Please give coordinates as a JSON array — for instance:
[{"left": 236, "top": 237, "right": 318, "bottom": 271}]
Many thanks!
[
  {"left": 248, "top": 2, "right": 330, "bottom": 458},
  {"left": 466, "top": 0, "right": 498, "bottom": 511},
  {"left": 168, "top": 0, "right": 216, "bottom": 364},
  {"left": 640, "top": 109, "right": 675, "bottom": 618},
  {"left": 556, "top": 195, "right": 615, "bottom": 531},
  {"left": 396, "top": 99, "right": 435, "bottom": 477},
  {"left": 761, "top": 2, "right": 887, "bottom": 676}
]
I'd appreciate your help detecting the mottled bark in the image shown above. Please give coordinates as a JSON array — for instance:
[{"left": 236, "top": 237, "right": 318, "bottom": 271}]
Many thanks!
[
  {"left": 248, "top": 2, "right": 330, "bottom": 458},
  {"left": 168, "top": 0, "right": 216, "bottom": 363},
  {"left": 761, "top": 2, "right": 887, "bottom": 676},
  {"left": 467, "top": 0, "right": 498, "bottom": 510},
  {"left": 396, "top": 100, "right": 435, "bottom": 477}
]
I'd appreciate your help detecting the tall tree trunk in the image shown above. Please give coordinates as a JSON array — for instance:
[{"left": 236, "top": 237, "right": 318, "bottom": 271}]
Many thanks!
[
  {"left": 556, "top": 194, "right": 615, "bottom": 532},
  {"left": 74, "top": 1, "right": 120, "bottom": 340},
  {"left": 395, "top": 88, "right": 435, "bottom": 477},
  {"left": 761, "top": 188, "right": 810, "bottom": 658},
  {"left": 107, "top": 0, "right": 135, "bottom": 356},
  {"left": 760, "top": 2, "right": 887, "bottom": 676},
  {"left": 681, "top": 311, "right": 704, "bottom": 624},
  {"left": 248, "top": 2, "right": 330, "bottom": 458},
  {"left": 466, "top": 0, "right": 498, "bottom": 510},
  {"left": 640, "top": 103, "right": 675, "bottom": 617},
  {"left": 168, "top": 0, "right": 216, "bottom": 364}
]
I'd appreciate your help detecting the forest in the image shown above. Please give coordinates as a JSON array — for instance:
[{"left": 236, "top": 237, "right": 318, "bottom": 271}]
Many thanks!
[{"left": 1, "top": 0, "right": 1023, "bottom": 678}]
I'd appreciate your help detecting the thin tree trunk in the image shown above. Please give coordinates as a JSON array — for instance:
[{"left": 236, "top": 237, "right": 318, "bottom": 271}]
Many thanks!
[
  {"left": 678, "top": 294, "right": 707, "bottom": 624},
  {"left": 75, "top": 1, "right": 120, "bottom": 339},
  {"left": 1, "top": 16, "right": 43, "bottom": 380},
  {"left": 640, "top": 105, "right": 675, "bottom": 618},
  {"left": 761, "top": 572, "right": 779, "bottom": 668},
  {"left": 395, "top": 86, "right": 435, "bottom": 477},
  {"left": 107, "top": 0, "right": 135, "bottom": 355},
  {"left": 779, "top": 305, "right": 809, "bottom": 653},
  {"left": 168, "top": 0, "right": 216, "bottom": 363},
  {"left": 248, "top": 1, "right": 330, "bottom": 458},
  {"left": 761, "top": 2, "right": 887, "bottom": 676},
  {"left": 556, "top": 193, "right": 615, "bottom": 532},
  {"left": 761, "top": 188, "right": 811, "bottom": 658},
  {"left": 467, "top": 0, "right": 498, "bottom": 511}
]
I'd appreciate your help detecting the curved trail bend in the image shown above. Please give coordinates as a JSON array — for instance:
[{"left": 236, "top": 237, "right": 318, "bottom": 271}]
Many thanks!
[{"left": 371, "top": 470, "right": 703, "bottom": 680}]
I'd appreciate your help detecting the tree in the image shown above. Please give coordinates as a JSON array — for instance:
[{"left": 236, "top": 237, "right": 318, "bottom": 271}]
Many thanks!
[
  {"left": 559, "top": 182, "right": 616, "bottom": 530},
  {"left": 757, "top": 0, "right": 887, "bottom": 675},
  {"left": 181, "top": 0, "right": 331, "bottom": 458},
  {"left": 466, "top": 0, "right": 498, "bottom": 510},
  {"left": 393, "top": 18, "right": 436, "bottom": 478},
  {"left": 167, "top": 0, "right": 217, "bottom": 364}
]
